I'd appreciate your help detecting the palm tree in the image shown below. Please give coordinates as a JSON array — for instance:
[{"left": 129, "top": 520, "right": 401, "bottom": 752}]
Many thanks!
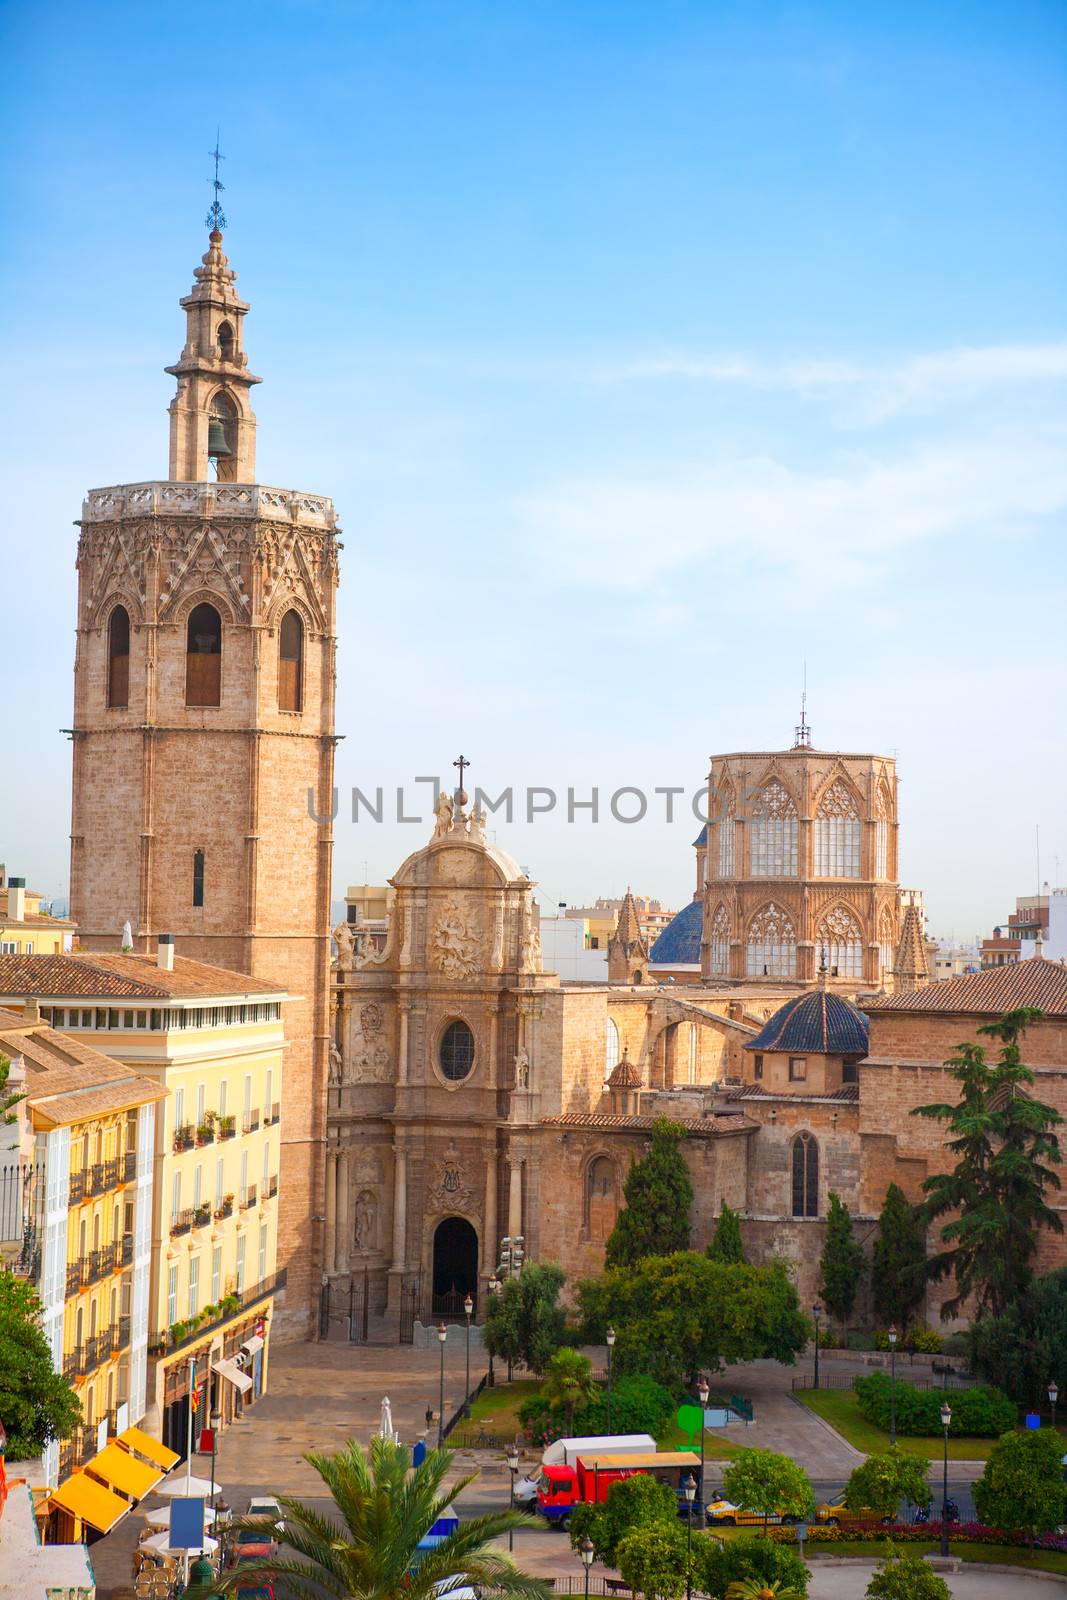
[
  {"left": 725, "top": 1580, "right": 806, "bottom": 1600},
  {"left": 540, "top": 1348, "right": 599, "bottom": 1432},
  {"left": 193, "top": 1435, "right": 549, "bottom": 1600}
]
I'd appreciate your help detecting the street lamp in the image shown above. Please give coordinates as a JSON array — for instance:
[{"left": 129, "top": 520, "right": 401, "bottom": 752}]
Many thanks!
[
  {"left": 208, "top": 1405, "right": 222, "bottom": 1514},
  {"left": 796, "top": 1520, "right": 808, "bottom": 1569},
  {"left": 463, "top": 1294, "right": 474, "bottom": 1417},
  {"left": 683, "top": 1474, "right": 696, "bottom": 1600},
  {"left": 697, "top": 1376, "right": 710, "bottom": 1527},
  {"left": 939, "top": 1402, "right": 952, "bottom": 1559},
  {"left": 888, "top": 1326, "right": 898, "bottom": 1446},
  {"left": 437, "top": 1323, "right": 448, "bottom": 1447},
  {"left": 812, "top": 1305, "right": 822, "bottom": 1391},
  {"left": 581, "top": 1534, "right": 595, "bottom": 1600},
  {"left": 214, "top": 1499, "right": 230, "bottom": 1571},
  {"left": 506, "top": 1443, "right": 520, "bottom": 1553},
  {"left": 1050, "top": 1381, "right": 1059, "bottom": 1433},
  {"left": 487, "top": 1274, "right": 501, "bottom": 1386},
  {"left": 606, "top": 1327, "right": 616, "bottom": 1434}
]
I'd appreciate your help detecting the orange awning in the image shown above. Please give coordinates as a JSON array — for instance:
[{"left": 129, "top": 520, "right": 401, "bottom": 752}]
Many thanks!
[
  {"left": 85, "top": 1441, "right": 163, "bottom": 1501},
  {"left": 117, "top": 1425, "right": 180, "bottom": 1472},
  {"left": 50, "top": 1472, "right": 131, "bottom": 1533}
]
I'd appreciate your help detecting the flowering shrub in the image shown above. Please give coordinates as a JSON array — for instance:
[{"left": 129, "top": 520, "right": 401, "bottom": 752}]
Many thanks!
[
  {"left": 767, "top": 1521, "right": 1067, "bottom": 1552},
  {"left": 516, "top": 1399, "right": 569, "bottom": 1447}
]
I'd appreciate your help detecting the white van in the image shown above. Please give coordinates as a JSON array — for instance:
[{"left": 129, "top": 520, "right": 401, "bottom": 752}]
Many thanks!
[{"left": 513, "top": 1433, "right": 657, "bottom": 1505}]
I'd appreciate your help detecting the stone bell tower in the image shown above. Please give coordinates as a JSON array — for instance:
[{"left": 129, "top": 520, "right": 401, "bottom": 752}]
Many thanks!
[{"left": 69, "top": 223, "right": 340, "bottom": 1337}]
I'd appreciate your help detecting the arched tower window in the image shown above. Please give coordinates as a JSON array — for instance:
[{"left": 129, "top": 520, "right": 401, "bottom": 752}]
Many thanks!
[
  {"left": 750, "top": 781, "right": 797, "bottom": 877},
  {"left": 278, "top": 609, "right": 304, "bottom": 712},
  {"left": 107, "top": 605, "right": 130, "bottom": 708},
  {"left": 709, "top": 904, "right": 730, "bottom": 975},
  {"left": 192, "top": 849, "right": 205, "bottom": 908},
  {"left": 746, "top": 903, "right": 796, "bottom": 978},
  {"left": 586, "top": 1156, "right": 618, "bottom": 1242},
  {"left": 717, "top": 789, "right": 735, "bottom": 878},
  {"left": 186, "top": 603, "right": 222, "bottom": 707},
  {"left": 792, "top": 1131, "right": 819, "bottom": 1217},
  {"left": 817, "top": 904, "right": 864, "bottom": 979},
  {"left": 605, "top": 1016, "right": 621, "bottom": 1081},
  {"left": 216, "top": 321, "right": 234, "bottom": 362},
  {"left": 207, "top": 390, "right": 238, "bottom": 481},
  {"left": 875, "top": 782, "right": 893, "bottom": 880},
  {"left": 814, "top": 782, "right": 861, "bottom": 878}
]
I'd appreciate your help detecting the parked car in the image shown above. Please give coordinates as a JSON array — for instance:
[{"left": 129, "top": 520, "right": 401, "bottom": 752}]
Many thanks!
[
  {"left": 247, "top": 1495, "right": 283, "bottom": 1522},
  {"left": 815, "top": 1495, "right": 887, "bottom": 1527},
  {"left": 705, "top": 1499, "right": 798, "bottom": 1528}
]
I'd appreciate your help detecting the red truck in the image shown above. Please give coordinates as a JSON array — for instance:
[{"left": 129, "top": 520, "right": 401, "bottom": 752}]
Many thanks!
[{"left": 536, "top": 1450, "right": 702, "bottom": 1530}]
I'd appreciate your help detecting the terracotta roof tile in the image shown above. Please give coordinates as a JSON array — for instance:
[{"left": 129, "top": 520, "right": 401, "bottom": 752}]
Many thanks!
[
  {"left": 0, "top": 951, "right": 286, "bottom": 1000},
  {"left": 607, "top": 1050, "right": 643, "bottom": 1089},
  {"left": 720, "top": 1082, "right": 860, "bottom": 1104},
  {"left": 542, "top": 1112, "right": 757, "bottom": 1137},
  {"left": 866, "top": 956, "right": 1067, "bottom": 1018},
  {"left": 0, "top": 1018, "right": 166, "bottom": 1127}
]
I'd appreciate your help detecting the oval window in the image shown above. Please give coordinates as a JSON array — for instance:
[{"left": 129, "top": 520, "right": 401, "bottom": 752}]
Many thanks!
[{"left": 439, "top": 1020, "right": 475, "bottom": 1082}]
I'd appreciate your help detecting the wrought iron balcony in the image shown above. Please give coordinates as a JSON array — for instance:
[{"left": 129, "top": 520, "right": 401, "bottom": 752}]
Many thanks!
[
  {"left": 242, "top": 1110, "right": 261, "bottom": 1135},
  {"left": 267, "top": 1174, "right": 278, "bottom": 1199},
  {"left": 267, "top": 1102, "right": 281, "bottom": 1125},
  {"left": 170, "top": 1208, "right": 194, "bottom": 1236},
  {"left": 218, "top": 1115, "right": 237, "bottom": 1140},
  {"left": 239, "top": 1185, "right": 258, "bottom": 1211},
  {"left": 173, "top": 1124, "right": 196, "bottom": 1153}
]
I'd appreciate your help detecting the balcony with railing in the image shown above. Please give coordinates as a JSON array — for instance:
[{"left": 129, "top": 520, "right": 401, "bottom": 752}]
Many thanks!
[
  {"left": 242, "top": 1109, "right": 261, "bottom": 1135},
  {"left": 173, "top": 1124, "right": 195, "bottom": 1153},
  {"left": 170, "top": 1208, "right": 194, "bottom": 1236},
  {"left": 218, "top": 1115, "right": 237, "bottom": 1140},
  {"left": 213, "top": 1195, "right": 234, "bottom": 1220},
  {"left": 267, "top": 1102, "right": 281, "bottom": 1125},
  {"left": 239, "top": 1185, "right": 258, "bottom": 1211},
  {"left": 69, "top": 1149, "right": 136, "bottom": 1207},
  {"left": 193, "top": 1202, "right": 213, "bottom": 1229},
  {"left": 150, "top": 1267, "right": 288, "bottom": 1355},
  {"left": 266, "top": 1174, "right": 278, "bottom": 1199}
]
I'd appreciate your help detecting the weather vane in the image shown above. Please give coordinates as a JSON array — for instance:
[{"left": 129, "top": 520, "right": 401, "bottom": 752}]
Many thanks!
[{"left": 206, "top": 132, "right": 227, "bottom": 232}]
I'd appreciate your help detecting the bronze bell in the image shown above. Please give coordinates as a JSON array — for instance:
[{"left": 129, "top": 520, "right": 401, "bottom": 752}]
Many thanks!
[{"left": 207, "top": 419, "right": 232, "bottom": 456}]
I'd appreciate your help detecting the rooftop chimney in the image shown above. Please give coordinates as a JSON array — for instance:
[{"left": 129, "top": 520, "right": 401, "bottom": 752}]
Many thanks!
[
  {"left": 23, "top": 994, "right": 40, "bottom": 1025},
  {"left": 157, "top": 933, "right": 175, "bottom": 972},
  {"left": 8, "top": 878, "right": 25, "bottom": 922}
]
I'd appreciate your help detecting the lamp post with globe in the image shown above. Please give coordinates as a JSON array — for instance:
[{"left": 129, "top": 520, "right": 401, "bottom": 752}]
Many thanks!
[
  {"left": 939, "top": 1402, "right": 952, "bottom": 1559},
  {"left": 606, "top": 1326, "right": 616, "bottom": 1433},
  {"left": 581, "top": 1535, "right": 595, "bottom": 1600},
  {"left": 888, "top": 1326, "right": 898, "bottom": 1445},
  {"left": 437, "top": 1323, "right": 448, "bottom": 1447},
  {"left": 683, "top": 1475, "right": 696, "bottom": 1600},
  {"left": 463, "top": 1294, "right": 473, "bottom": 1417},
  {"left": 506, "top": 1443, "right": 520, "bottom": 1553}
]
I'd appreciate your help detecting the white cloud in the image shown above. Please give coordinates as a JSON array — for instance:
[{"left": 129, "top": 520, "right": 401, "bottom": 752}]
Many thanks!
[{"left": 518, "top": 429, "right": 1067, "bottom": 591}]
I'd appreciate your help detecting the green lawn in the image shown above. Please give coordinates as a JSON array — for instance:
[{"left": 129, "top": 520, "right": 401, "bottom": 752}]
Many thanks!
[
  {"left": 800, "top": 1539, "right": 1067, "bottom": 1577},
  {"left": 794, "top": 1388, "right": 997, "bottom": 1461},
  {"left": 466, "top": 1380, "right": 735, "bottom": 1457}
]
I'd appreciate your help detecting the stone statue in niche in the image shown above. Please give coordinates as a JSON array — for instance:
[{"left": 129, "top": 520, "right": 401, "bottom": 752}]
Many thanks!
[
  {"left": 433, "top": 789, "right": 455, "bottom": 837},
  {"left": 328, "top": 1044, "right": 344, "bottom": 1085},
  {"left": 332, "top": 922, "right": 355, "bottom": 969},
  {"left": 514, "top": 1047, "right": 530, "bottom": 1089},
  {"left": 431, "top": 897, "right": 481, "bottom": 981},
  {"left": 353, "top": 1189, "right": 377, "bottom": 1252}
]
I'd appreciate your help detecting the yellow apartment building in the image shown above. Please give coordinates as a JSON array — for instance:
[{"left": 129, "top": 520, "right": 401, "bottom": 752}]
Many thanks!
[
  {"left": 0, "top": 1004, "right": 165, "bottom": 1494},
  {"left": 0, "top": 941, "right": 286, "bottom": 1458},
  {"left": 0, "top": 871, "right": 76, "bottom": 956}
]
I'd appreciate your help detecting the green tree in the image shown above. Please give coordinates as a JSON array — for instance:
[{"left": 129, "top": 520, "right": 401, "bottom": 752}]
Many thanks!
[
  {"left": 196, "top": 1437, "right": 547, "bottom": 1600},
  {"left": 865, "top": 1544, "right": 951, "bottom": 1600},
  {"left": 578, "top": 1254, "right": 810, "bottom": 1389},
  {"left": 915, "top": 1008, "right": 1063, "bottom": 1320},
  {"left": 616, "top": 1521, "right": 691, "bottom": 1600},
  {"left": 843, "top": 1448, "right": 931, "bottom": 1519},
  {"left": 818, "top": 1192, "right": 865, "bottom": 1331},
  {"left": 968, "top": 1266, "right": 1067, "bottom": 1405},
  {"left": 707, "top": 1201, "right": 746, "bottom": 1264},
  {"left": 695, "top": 1533, "right": 809, "bottom": 1600},
  {"left": 605, "top": 1119, "right": 693, "bottom": 1268},
  {"left": 570, "top": 1473, "right": 679, "bottom": 1564},
  {"left": 721, "top": 1448, "right": 813, "bottom": 1536},
  {"left": 483, "top": 1262, "right": 566, "bottom": 1375},
  {"left": 973, "top": 1428, "right": 1067, "bottom": 1538},
  {"left": 571, "top": 1373, "right": 675, "bottom": 1439},
  {"left": 539, "top": 1348, "right": 599, "bottom": 1432},
  {"left": 871, "top": 1184, "right": 928, "bottom": 1332},
  {"left": 0, "top": 1271, "right": 81, "bottom": 1459}
]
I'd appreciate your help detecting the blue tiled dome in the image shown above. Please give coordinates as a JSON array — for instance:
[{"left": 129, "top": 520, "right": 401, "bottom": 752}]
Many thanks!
[
  {"left": 649, "top": 897, "right": 703, "bottom": 964},
  {"left": 745, "top": 990, "right": 869, "bottom": 1057}
]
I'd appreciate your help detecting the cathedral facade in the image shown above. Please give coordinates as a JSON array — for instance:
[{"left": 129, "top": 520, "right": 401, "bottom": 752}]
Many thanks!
[{"left": 69, "top": 229, "right": 339, "bottom": 1336}]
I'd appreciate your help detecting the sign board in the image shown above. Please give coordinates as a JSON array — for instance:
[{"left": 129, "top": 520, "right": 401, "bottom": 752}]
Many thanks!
[
  {"left": 169, "top": 1495, "right": 206, "bottom": 1550},
  {"left": 676, "top": 1403, "right": 704, "bottom": 1446},
  {"left": 115, "top": 1401, "right": 129, "bottom": 1435},
  {"left": 1025, "top": 1413, "right": 1041, "bottom": 1430},
  {"left": 96, "top": 1416, "right": 109, "bottom": 1454}
]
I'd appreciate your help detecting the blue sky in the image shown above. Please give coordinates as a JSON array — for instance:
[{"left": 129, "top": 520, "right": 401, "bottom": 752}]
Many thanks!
[{"left": 1, "top": 1, "right": 1065, "bottom": 938}]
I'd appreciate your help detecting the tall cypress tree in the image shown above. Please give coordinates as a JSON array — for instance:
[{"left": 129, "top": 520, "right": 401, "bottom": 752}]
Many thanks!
[
  {"left": 605, "top": 1119, "right": 693, "bottom": 1268},
  {"left": 871, "top": 1182, "right": 927, "bottom": 1330},
  {"left": 707, "top": 1200, "right": 746, "bottom": 1263},
  {"left": 819, "top": 1191, "right": 866, "bottom": 1331}
]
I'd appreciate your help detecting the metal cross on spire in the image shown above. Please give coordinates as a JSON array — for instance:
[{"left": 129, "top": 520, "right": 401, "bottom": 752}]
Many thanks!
[
  {"left": 205, "top": 132, "right": 227, "bottom": 233},
  {"left": 452, "top": 754, "right": 470, "bottom": 799},
  {"left": 793, "top": 661, "right": 812, "bottom": 749}
]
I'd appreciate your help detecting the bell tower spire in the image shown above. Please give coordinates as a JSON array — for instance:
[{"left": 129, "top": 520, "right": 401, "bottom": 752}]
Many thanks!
[{"left": 165, "top": 148, "right": 261, "bottom": 482}]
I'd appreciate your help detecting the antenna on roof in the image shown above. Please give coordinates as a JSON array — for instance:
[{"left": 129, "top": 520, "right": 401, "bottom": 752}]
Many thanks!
[{"left": 793, "top": 661, "right": 812, "bottom": 749}]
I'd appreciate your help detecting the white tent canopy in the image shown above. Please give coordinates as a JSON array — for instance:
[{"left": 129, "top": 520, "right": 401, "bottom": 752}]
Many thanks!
[
  {"left": 142, "top": 1530, "right": 218, "bottom": 1556},
  {"left": 155, "top": 1473, "right": 216, "bottom": 1498}
]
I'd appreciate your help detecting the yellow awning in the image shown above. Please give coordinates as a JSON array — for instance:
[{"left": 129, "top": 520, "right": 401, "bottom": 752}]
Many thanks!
[
  {"left": 117, "top": 1424, "right": 180, "bottom": 1472},
  {"left": 50, "top": 1472, "right": 131, "bottom": 1533},
  {"left": 85, "top": 1441, "right": 163, "bottom": 1501}
]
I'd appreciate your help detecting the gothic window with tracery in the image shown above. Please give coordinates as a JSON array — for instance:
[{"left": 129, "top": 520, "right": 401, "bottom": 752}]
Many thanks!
[
  {"left": 709, "top": 904, "right": 730, "bottom": 975},
  {"left": 750, "top": 781, "right": 798, "bottom": 876},
  {"left": 717, "top": 790, "right": 735, "bottom": 878},
  {"left": 814, "top": 782, "right": 861, "bottom": 878},
  {"left": 875, "top": 783, "right": 893, "bottom": 880},
  {"left": 746, "top": 902, "right": 797, "bottom": 978},
  {"left": 605, "top": 1016, "right": 621, "bottom": 1081},
  {"left": 878, "top": 906, "right": 896, "bottom": 979},
  {"left": 817, "top": 904, "right": 864, "bottom": 979},
  {"left": 792, "top": 1131, "right": 819, "bottom": 1217}
]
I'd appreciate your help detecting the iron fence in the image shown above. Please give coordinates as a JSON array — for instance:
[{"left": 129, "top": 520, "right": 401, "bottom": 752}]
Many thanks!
[
  {"left": 791, "top": 1372, "right": 976, "bottom": 1393},
  {"left": 0, "top": 1161, "right": 44, "bottom": 1277}
]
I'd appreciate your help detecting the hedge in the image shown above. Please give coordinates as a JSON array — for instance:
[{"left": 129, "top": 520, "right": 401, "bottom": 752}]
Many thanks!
[
  {"left": 768, "top": 1522, "right": 1067, "bottom": 1553},
  {"left": 854, "top": 1373, "right": 1016, "bottom": 1437}
]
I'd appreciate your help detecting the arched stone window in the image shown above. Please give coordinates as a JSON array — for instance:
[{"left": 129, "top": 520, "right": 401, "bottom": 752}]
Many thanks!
[
  {"left": 207, "top": 390, "right": 238, "bottom": 480},
  {"left": 875, "top": 782, "right": 893, "bottom": 880},
  {"left": 817, "top": 904, "right": 864, "bottom": 979},
  {"left": 107, "top": 605, "right": 130, "bottom": 708},
  {"left": 878, "top": 906, "right": 896, "bottom": 980},
  {"left": 278, "top": 609, "right": 304, "bottom": 712},
  {"left": 746, "top": 902, "right": 797, "bottom": 978},
  {"left": 750, "top": 781, "right": 798, "bottom": 877},
  {"left": 814, "top": 782, "right": 861, "bottom": 878},
  {"left": 709, "top": 904, "right": 730, "bottom": 975},
  {"left": 605, "top": 1016, "right": 621, "bottom": 1081},
  {"left": 439, "top": 1019, "right": 475, "bottom": 1082},
  {"left": 586, "top": 1155, "right": 618, "bottom": 1242},
  {"left": 717, "top": 789, "right": 735, "bottom": 878},
  {"left": 186, "top": 603, "right": 222, "bottom": 707},
  {"left": 792, "top": 1130, "right": 819, "bottom": 1217},
  {"left": 217, "top": 321, "right": 235, "bottom": 361}
]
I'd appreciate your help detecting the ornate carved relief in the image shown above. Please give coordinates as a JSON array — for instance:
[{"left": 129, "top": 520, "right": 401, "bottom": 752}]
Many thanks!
[
  {"left": 426, "top": 1141, "right": 483, "bottom": 1218},
  {"left": 430, "top": 897, "right": 482, "bottom": 980}
]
